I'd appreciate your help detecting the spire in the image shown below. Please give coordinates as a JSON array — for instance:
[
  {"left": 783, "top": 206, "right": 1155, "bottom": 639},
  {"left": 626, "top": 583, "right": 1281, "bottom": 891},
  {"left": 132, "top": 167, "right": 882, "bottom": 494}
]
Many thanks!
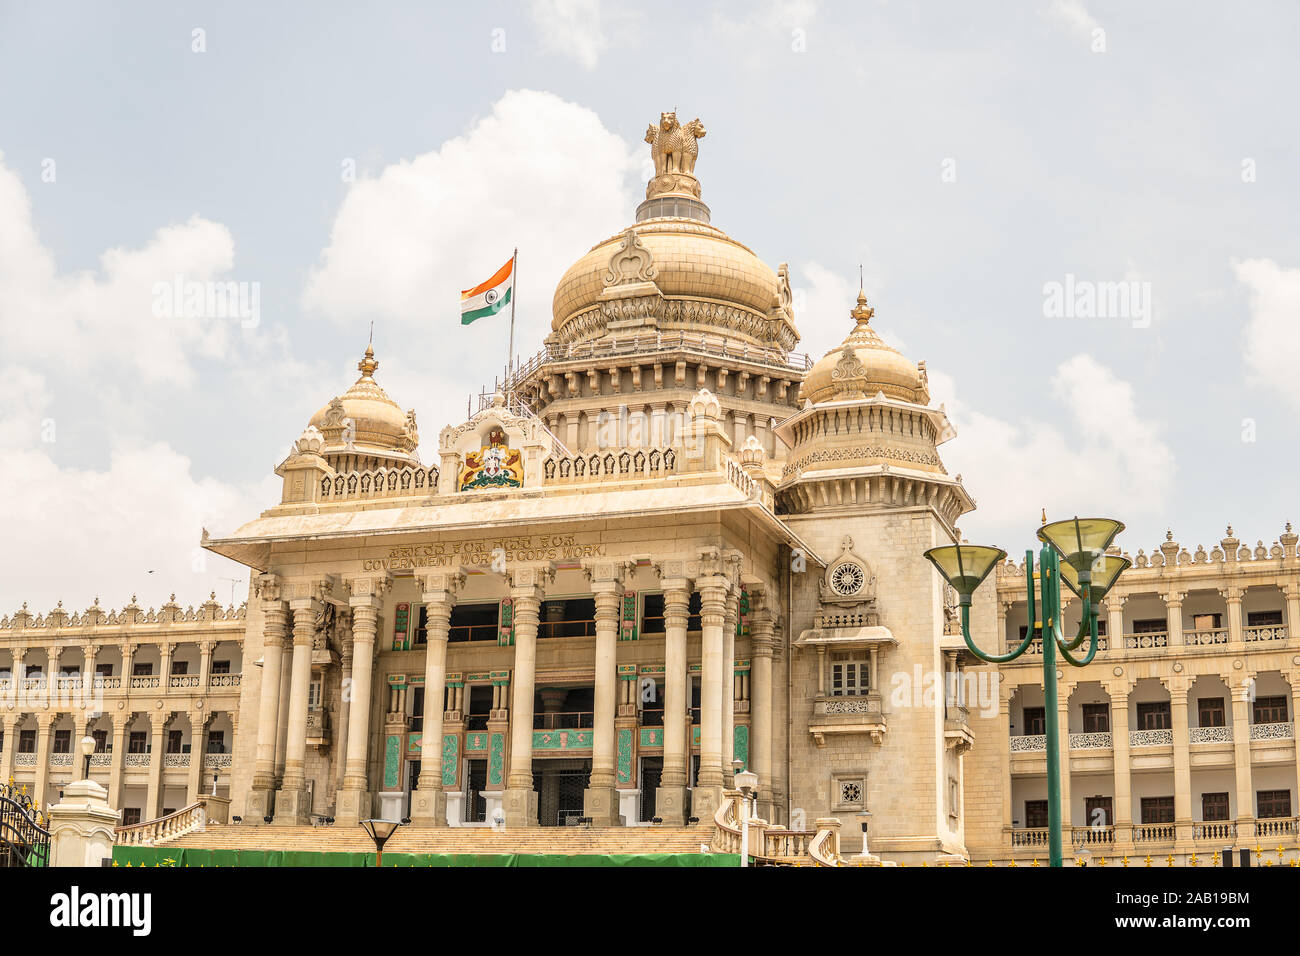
[
  {"left": 851, "top": 288, "right": 875, "bottom": 328},
  {"left": 357, "top": 343, "right": 379, "bottom": 380}
]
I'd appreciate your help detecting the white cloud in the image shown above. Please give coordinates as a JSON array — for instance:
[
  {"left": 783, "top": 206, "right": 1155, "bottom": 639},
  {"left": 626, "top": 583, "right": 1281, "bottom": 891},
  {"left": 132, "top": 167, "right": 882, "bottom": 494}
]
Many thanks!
[
  {"left": 1235, "top": 257, "right": 1300, "bottom": 409},
  {"left": 1049, "top": 0, "right": 1101, "bottom": 38},
  {"left": 0, "top": 155, "right": 242, "bottom": 388},
  {"left": 931, "top": 354, "right": 1174, "bottom": 549},
  {"left": 529, "top": 0, "right": 614, "bottom": 70}
]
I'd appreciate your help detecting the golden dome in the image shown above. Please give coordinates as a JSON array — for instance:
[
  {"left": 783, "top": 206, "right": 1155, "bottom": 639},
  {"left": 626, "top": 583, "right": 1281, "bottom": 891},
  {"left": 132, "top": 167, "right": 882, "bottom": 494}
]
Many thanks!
[
  {"left": 550, "top": 218, "right": 795, "bottom": 350},
  {"left": 800, "top": 291, "right": 929, "bottom": 405},
  {"left": 308, "top": 345, "right": 419, "bottom": 463}
]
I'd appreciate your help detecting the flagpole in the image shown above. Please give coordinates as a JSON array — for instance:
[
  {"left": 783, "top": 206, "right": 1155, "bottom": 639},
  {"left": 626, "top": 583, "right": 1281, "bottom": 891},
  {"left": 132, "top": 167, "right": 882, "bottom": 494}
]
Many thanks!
[{"left": 506, "top": 248, "right": 518, "bottom": 390}]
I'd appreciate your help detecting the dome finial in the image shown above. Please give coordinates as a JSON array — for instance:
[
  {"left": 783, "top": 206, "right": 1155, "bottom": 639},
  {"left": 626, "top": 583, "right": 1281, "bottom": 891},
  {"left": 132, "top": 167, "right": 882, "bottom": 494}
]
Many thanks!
[
  {"left": 358, "top": 343, "right": 379, "bottom": 379},
  {"left": 851, "top": 289, "right": 874, "bottom": 327}
]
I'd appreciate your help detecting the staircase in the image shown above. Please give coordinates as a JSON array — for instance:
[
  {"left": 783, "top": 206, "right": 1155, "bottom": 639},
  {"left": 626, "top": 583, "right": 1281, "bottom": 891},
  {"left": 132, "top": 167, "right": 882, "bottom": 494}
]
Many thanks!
[{"left": 162, "top": 824, "right": 708, "bottom": 856}]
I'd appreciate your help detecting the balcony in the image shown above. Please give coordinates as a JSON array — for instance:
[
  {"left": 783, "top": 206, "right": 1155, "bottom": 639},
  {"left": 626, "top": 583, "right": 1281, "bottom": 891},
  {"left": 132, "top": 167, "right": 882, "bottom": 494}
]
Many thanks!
[
  {"left": 13, "top": 753, "right": 36, "bottom": 767},
  {"left": 163, "top": 753, "right": 190, "bottom": 768},
  {"left": 1129, "top": 729, "right": 1174, "bottom": 747},
  {"left": 1133, "top": 823, "right": 1176, "bottom": 843},
  {"left": 1190, "top": 726, "right": 1232, "bottom": 743},
  {"left": 1184, "top": 628, "right": 1228, "bottom": 647},
  {"left": 1243, "top": 625, "right": 1288, "bottom": 643},
  {"left": 124, "top": 753, "right": 150, "bottom": 768},
  {"left": 168, "top": 675, "right": 201, "bottom": 689},
  {"left": 89, "top": 753, "right": 111, "bottom": 768},
  {"left": 49, "top": 753, "right": 74, "bottom": 767},
  {"left": 203, "top": 753, "right": 233, "bottom": 770},
  {"left": 1250, "top": 721, "right": 1294, "bottom": 741},
  {"left": 306, "top": 707, "right": 330, "bottom": 746},
  {"left": 130, "top": 676, "right": 160, "bottom": 690},
  {"left": 808, "top": 694, "right": 887, "bottom": 747},
  {"left": 1073, "top": 825, "right": 1115, "bottom": 846},
  {"left": 1123, "top": 631, "right": 1167, "bottom": 650},
  {"left": 1010, "top": 734, "right": 1046, "bottom": 753},
  {"left": 1193, "top": 821, "right": 1235, "bottom": 841},
  {"left": 1011, "top": 827, "right": 1050, "bottom": 847},
  {"left": 94, "top": 676, "right": 121, "bottom": 689},
  {"left": 1069, "top": 732, "right": 1113, "bottom": 750},
  {"left": 1255, "top": 817, "right": 1299, "bottom": 838},
  {"left": 208, "top": 673, "right": 242, "bottom": 689}
]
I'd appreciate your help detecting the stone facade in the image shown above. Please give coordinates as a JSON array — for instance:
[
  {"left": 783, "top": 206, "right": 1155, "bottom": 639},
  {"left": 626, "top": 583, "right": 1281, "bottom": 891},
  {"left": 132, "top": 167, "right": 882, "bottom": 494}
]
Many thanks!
[{"left": 7, "top": 110, "right": 1295, "bottom": 865}]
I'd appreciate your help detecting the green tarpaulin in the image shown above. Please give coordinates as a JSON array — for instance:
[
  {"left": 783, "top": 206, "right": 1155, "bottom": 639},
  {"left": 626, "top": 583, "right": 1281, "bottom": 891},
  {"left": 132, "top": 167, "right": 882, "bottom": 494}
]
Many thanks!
[{"left": 111, "top": 846, "right": 740, "bottom": 868}]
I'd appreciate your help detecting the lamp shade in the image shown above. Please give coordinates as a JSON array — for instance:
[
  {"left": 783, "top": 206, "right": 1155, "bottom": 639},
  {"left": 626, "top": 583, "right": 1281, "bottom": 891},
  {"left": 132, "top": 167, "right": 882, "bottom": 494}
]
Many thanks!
[
  {"left": 360, "top": 818, "right": 401, "bottom": 844},
  {"left": 1037, "top": 517, "right": 1125, "bottom": 574},
  {"left": 923, "top": 545, "right": 1007, "bottom": 597},
  {"left": 80, "top": 735, "right": 96, "bottom": 758},
  {"left": 1059, "top": 554, "right": 1131, "bottom": 601}
]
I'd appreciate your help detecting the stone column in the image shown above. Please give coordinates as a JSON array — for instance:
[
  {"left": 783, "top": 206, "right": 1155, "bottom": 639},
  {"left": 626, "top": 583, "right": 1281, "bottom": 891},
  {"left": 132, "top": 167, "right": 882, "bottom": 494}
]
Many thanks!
[
  {"left": 186, "top": 710, "right": 207, "bottom": 804},
  {"left": 83, "top": 643, "right": 99, "bottom": 695},
  {"left": 1284, "top": 585, "right": 1300, "bottom": 639},
  {"left": 1169, "top": 682, "right": 1194, "bottom": 852},
  {"left": 692, "top": 559, "right": 731, "bottom": 820},
  {"left": 274, "top": 592, "right": 320, "bottom": 824},
  {"left": 159, "top": 642, "right": 174, "bottom": 691},
  {"left": 337, "top": 576, "right": 389, "bottom": 826},
  {"left": 0, "top": 713, "right": 14, "bottom": 786},
  {"left": 107, "top": 717, "right": 127, "bottom": 809},
  {"left": 145, "top": 712, "right": 167, "bottom": 819},
  {"left": 335, "top": 615, "right": 354, "bottom": 799},
  {"left": 584, "top": 560, "right": 627, "bottom": 825},
  {"left": 1223, "top": 586, "right": 1245, "bottom": 644},
  {"left": 1290, "top": 673, "right": 1300, "bottom": 823},
  {"left": 999, "top": 687, "right": 1013, "bottom": 847},
  {"left": 1163, "top": 590, "right": 1186, "bottom": 646},
  {"left": 1056, "top": 686, "right": 1073, "bottom": 835},
  {"left": 749, "top": 591, "right": 776, "bottom": 819},
  {"left": 656, "top": 569, "right": 691, "bottom": 825},
  {"left": 722, "top": 589, "right": 739, "bottom": 786},
  {"left": 503, "top": 564, "right": 552, "bottom": 827},
  {"left": 249, "top": 576, "right": 287, "bottom": 822},
  {"left": 1104, "top": 595, "right": 1125, "bottom": 649},
  {"left": 1230, "top": 674, "right": 1256, "bottom": 840},
  {"left": 411, "top": 570, "right": 463, "bottom": 826},
  {"left": 273, "top": 642, "right": 293, "bottom": 786},
  {"left": 198, "top": 641, "right": 213, "bottom": 695},
  {"left": 33, "top": 712, "right": 54, "bottom": 811},
  {"left": 1107, "top": 681, "right": 1133, "bottom": 850}
]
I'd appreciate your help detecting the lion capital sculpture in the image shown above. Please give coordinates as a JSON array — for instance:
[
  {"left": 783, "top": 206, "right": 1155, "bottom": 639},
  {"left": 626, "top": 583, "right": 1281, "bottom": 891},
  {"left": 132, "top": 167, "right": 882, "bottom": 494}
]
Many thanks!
[{"left": 645, "top": 111, "right": 706, "bottom": 179}]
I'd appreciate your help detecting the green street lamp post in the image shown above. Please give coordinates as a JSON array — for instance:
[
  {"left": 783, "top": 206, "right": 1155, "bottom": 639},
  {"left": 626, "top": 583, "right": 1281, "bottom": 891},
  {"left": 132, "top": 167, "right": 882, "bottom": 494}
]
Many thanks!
[{"left": 924, "top": 517, "right": 1131, "bottom": 867}]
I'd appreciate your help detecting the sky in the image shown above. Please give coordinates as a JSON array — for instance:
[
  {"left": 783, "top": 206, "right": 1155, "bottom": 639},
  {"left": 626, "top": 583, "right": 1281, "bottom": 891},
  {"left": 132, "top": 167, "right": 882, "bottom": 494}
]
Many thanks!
[{"left": 1, "top": 0, "right": 1298, "bottom": 613}]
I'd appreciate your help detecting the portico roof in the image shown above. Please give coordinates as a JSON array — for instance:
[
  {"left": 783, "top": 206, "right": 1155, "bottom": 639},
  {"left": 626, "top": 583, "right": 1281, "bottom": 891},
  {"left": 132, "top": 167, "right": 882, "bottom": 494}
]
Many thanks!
[{"left": 203, "top": 481, "right": 825, "bottom": 572}]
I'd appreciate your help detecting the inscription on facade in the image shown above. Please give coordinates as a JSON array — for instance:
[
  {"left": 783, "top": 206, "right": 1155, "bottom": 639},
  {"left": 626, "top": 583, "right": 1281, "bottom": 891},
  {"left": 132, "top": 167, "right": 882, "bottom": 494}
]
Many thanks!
[{"left": 360, "top": 534, "right": 606, "bottom": 571}]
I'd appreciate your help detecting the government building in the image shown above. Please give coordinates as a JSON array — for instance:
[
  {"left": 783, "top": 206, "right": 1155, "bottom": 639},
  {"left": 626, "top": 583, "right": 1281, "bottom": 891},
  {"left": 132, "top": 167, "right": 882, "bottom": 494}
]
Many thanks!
[{"left": 3, "top": 111, "right": 1298, "bottom": 865}]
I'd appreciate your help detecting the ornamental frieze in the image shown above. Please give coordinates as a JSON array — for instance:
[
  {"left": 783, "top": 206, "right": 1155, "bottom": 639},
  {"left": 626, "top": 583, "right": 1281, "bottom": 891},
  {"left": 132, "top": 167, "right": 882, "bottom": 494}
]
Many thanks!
[{"left": 359, "top": 534, "right": 607, "bottom": 572}]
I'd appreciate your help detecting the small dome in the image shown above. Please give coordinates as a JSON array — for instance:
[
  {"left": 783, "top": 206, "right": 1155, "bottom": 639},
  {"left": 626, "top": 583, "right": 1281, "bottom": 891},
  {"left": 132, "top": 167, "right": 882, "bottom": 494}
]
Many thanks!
[
  {"left": 308, "top": 345, "right": 419, "bottom": 464},
  {"left": 800, "top": 291, "right": 929, "bottom": 405}
]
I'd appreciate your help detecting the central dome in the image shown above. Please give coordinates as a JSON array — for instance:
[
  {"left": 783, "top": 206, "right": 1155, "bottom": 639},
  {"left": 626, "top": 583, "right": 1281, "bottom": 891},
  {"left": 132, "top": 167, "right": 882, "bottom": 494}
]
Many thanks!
[{"left": 547, "top": 110, "right": 799, "bottom": 354}]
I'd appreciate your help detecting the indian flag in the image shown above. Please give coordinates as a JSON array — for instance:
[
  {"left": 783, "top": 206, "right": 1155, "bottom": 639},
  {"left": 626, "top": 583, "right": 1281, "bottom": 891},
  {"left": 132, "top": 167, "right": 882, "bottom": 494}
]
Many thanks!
[{"left": 460, "top": 255, "right": 514, "bottom": 325}]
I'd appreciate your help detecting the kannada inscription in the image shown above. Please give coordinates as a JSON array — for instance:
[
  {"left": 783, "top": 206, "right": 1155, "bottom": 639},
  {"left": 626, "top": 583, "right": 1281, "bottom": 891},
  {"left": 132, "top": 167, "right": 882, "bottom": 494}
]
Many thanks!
[{"left": 360, "top": 533, "right": 606, "bottom": 571}]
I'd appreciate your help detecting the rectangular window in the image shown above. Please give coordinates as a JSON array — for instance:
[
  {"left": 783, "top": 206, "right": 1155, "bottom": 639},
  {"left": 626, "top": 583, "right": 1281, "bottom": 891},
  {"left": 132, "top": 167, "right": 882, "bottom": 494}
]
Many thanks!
[
  {"left": 1253, "top": 695, "right": 1288, "bottom": 724},
  {"left": 1136, "top": 701, "right": 1171, "bottom": 730},
  {"left": 1024, "top": 800, "right": 1048, "bottom": 828},
  {"left": 206, "top": 730, "right": 225, "bottom": 754},
  {"left": 448, "top": 603, "right": 501, "bottom": 644},
  {"left": 121, "top": 808, "right": 141, "bottom": 826},
  {"left": 1202, "top": 792, "right": 1230, "bottom": 821},
  {"left": 538, "top": 598, "right": 597, "bottom": 639},
  {"left": 53, "top": 730, "right": 71, "bottom": 754},
  {"left": 829, "top": 656, "right": 870, "bottom": 697},
  {"left": 1141, "top": 796, "right": 1175, "bottom": 824},
  {"left": 413, "top": 605, "right": 428, "bottom": 646},
  {"left": 1022, "top": 707, "right": 1046, "bottom": 736},
  {"left": 92, "top": 729, "right": 108, "bottom": 753},
  {"left": 1131, "top": 618, "right": 1166, "bottom": 634},
  {"left": 128, "top": 732, "right": 148, "bottom": 754},
  {"left": 19, "top": 729, "right": 36, "bottom": 753},
  {"left": 25, "top": 665, "right": 42, "bottom": 678},
  {"left": 1247, "top": 610, "right": 1283, "bottom": 627},
  {"left": 170, "top": 660, "right": 188, "bottom": 675},
  {"left": 96, "top": 663, "right": 113, "bottom": 677},
  {"left": 1084, "top": 796, "right": 1112, "bottom": 827},
  {"left": 465, "top": 685, "right": 495, "bottom": 731},
  {"left": 211, "top": 660, "right": 230, "bottom": 675},
  {"left": 1081, "top": 703, "right": 1110, "bottom": 733},
  {"left": 411, "top": 686, "right": 425, "bottom": 733},
  {"left": 1257, "top": 790, "right": 1292, "bottom": 819},
  {"left": 307, "top": 681, "right": 322, "bottom": 710},
  {"left": 1197, "top": 697, "right": 1226, "bottom": 727},
  {"left": 166, "top": 730, "right": 183, "bottom": 754},
  {"left": 132, "top": 662, "right": 154, "bottom": 677}
]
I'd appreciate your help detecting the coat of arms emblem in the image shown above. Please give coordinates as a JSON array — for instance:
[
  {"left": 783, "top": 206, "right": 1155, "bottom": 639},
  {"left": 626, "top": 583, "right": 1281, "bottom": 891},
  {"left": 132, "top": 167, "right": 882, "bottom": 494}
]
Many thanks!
[{"left": 459, "top": 427, "right": 524, "bottom": 490}]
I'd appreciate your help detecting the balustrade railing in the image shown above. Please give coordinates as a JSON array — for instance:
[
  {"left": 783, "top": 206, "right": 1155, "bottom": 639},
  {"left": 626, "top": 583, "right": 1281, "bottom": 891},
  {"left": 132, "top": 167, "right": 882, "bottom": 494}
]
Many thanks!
[
  {"left": 130, "top": 676, "right": 160, "bottom": 689},
  {"left": 1249, "top": 721, "right": 1294, "bottom": 741},
  {"left": 319, "top": 464, "right": 439, "bottom": 503},
  {"left": 1129, "top": 729, "right": 1174, "bottom": 747},
  {"left": 1068, "top": 732, "right": 1112, "bottom": 750},
  {"left": 114, "top": 801, "right": 205, "bottom": 847},
  {"left": 1243, "top": 625, "right": 1288, "bottom": 643},
  {"left": 1073, "top": 825, "right": 1114, "bottom": 845},
  {"left": 13, "top": 753, "right": 36, "bottom": 767},
  {"left": 1189, "top": 725, "right": 1232, "bottom": 743},
  {"left": 1184, "top": 628, "right": 1228, "bottom": 646},
  {"left": 1011, "top": 827, "right": 1050, "bottom": 847},
  {"left": 1124, "top": 631, "right": 1167, "bottom": 649},
  {"left": 1193, "top": 821, "right": 1235, "bottom": 841},
  {"left": 48, "top": 753, "right": 74, "bottom": 768},
  {"left": 1133, "top": 823, "right": 1176, "bottom": 843},
  {"left": 169, "top": 675, "right": 200, "bottom": 689},
  {"left": 203, "top": 753, "right": 233, "bottom": 770},
  {"left": 1009, "top": 734, "right": 1047, "bottom": 753},
  {"left": 163, "top": 753, "right": 190, "bottom": 768},
  {"left": 1255, "top": 817, "right": 1298, "bottom": 837},
  {"left": 207, "top": 673, "right": 242, "bottom": 689},
  {"left": 124, "top": 753, "right": 150, "bottom": 768}
]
